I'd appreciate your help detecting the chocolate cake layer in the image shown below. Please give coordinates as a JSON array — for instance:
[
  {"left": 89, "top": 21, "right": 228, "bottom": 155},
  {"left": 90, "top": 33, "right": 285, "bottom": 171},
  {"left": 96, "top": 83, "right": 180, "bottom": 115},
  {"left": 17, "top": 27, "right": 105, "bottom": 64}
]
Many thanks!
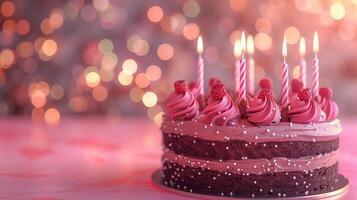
[
  {"left": 162, "top": 161, "right": 338, "bottom": 198},
  {"left": 163, "top": 132, "right": 339, "bottom": 160}
]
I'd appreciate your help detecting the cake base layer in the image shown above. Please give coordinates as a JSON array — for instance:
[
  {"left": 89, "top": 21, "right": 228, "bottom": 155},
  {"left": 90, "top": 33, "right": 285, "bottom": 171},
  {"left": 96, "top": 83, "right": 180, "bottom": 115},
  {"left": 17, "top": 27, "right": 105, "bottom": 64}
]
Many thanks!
[
  {"left": 162, "top": 161, "right": 338, "bottom": 198},
  {"left": 163, "top": 132, "right": 339, "bottom": 160}
]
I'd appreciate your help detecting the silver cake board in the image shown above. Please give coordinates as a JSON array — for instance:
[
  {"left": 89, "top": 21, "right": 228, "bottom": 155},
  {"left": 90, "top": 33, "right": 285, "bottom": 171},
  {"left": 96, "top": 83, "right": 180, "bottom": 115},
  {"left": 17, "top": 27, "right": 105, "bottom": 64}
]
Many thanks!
[{"left": 151, "top": 170, "right": 349, "bottom": 200}]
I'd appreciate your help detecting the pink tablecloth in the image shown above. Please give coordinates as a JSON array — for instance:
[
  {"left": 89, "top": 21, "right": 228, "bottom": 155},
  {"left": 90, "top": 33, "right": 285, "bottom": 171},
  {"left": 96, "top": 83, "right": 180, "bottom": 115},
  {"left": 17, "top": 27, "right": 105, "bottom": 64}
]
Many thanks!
[{"left": 0, "top": 117, "right": 355, "bottom": 200}]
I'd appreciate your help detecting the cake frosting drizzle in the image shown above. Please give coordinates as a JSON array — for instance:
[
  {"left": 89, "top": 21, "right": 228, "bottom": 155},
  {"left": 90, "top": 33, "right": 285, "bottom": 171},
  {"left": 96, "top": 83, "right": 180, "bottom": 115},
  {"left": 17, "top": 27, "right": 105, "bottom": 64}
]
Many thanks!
[{"left": 166, "top": 80, "right": 199, "bottom": 121}]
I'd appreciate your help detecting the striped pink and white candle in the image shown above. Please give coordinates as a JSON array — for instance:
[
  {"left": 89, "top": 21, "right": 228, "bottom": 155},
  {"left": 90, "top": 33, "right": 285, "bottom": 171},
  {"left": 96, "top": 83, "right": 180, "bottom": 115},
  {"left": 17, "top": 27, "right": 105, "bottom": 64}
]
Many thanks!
[
  {"left": 197, "top": 35, "right": 204, "bottom": 96},
  {"left": 238, "top": 32, "right": 247, "bottom": 103},
  {"left": 239, "top": 58, "right": 247, "bottom": 102},
  {"left": 312, "top": 32, "right": 319, "bottom": 98},
  {"left": 281, "top": 37, "right": 289, "bottom": 107},
  {"left": 299, "top": 37, "right": 306, "bottom": 88}
]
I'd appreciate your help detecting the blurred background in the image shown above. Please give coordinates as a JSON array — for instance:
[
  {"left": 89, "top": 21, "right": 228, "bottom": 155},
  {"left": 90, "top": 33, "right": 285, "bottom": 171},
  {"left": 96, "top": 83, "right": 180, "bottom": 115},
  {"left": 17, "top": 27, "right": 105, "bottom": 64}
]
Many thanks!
[{"left": 0, "top": 0, "right": 356, "bottom": 126}]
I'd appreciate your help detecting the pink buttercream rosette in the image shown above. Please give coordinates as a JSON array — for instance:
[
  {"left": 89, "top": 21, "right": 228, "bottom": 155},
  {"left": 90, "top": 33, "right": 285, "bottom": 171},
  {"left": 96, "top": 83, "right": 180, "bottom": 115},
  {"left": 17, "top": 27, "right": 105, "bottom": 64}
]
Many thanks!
[{"left": 166, "top": 80, "right": 199, "bottom": 121}]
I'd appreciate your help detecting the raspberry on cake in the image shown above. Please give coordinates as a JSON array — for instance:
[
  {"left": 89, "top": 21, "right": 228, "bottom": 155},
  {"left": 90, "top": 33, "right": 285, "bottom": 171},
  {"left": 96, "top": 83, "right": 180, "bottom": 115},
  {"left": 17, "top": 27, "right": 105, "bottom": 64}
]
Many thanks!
[{"left": 160, "top": 78, "right": 342, "bottom": 198}]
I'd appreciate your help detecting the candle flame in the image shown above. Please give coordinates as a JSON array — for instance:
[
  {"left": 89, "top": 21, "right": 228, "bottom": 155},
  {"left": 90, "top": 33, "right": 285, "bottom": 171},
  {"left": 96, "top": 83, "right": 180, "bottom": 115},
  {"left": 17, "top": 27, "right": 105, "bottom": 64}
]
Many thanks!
[
  {"left": 313, "top": 31, "right": 319, "bottom": 53},
  {"left": 234, "top": 39, "right": 241, "bottom": 58},
  {"left": 299, "top": 37, "right": 306, "bottom": 56},
  {"left": 240, "top": 31, "right": 246, "bottom": 53},
  {"left": 247, "top": 35, "right": 254, "bottom": 55},
  {"left": 197, "top": 35, "right": 203, "bottom": 54},
  {"left": 282, "top": 37, "right": 287, "bottom": 57}
]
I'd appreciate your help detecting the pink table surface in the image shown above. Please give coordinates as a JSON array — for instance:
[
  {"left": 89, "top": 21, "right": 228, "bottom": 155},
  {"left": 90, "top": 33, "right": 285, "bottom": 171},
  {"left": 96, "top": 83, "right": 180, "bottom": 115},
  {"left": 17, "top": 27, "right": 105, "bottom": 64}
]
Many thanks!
[{"left": 0, "top": 117, "right": 355, "bottom": 200}]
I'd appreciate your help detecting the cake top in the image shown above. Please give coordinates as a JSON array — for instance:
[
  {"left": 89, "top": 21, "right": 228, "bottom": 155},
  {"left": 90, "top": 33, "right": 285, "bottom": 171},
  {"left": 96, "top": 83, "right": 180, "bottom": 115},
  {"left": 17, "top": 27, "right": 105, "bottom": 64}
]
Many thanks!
[{"left": 165, "top": 78, "right": 339, "bottom": 126}]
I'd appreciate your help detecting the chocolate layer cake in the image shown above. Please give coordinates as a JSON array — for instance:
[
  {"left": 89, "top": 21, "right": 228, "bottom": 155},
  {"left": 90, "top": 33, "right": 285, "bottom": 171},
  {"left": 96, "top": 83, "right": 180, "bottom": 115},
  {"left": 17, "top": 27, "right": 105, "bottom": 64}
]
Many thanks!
[{"left": 160, "top": 79, "right": 341, "bottom": 198}]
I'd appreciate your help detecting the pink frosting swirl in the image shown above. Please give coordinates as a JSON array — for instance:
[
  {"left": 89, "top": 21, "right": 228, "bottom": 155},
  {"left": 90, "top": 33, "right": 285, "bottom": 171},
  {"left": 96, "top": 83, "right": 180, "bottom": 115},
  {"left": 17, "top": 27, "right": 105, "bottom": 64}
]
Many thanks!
[
  {"left": 202, "top": 84, "right": 240, "bottom": 126},
  {"left": 288, "top": 89, "right": 322, "bottom": 123},
  {"left": 247, "top": 94, "right": 281, "bottom": 126},
  {"left": 167, "top": 81, "right": 199, "bottom": 121},
  {"left": 247, "top": 79, "right": 281, "bottom": 126},
  {"left": 319, "top": 88, "right": 339, "bottom": 121}
]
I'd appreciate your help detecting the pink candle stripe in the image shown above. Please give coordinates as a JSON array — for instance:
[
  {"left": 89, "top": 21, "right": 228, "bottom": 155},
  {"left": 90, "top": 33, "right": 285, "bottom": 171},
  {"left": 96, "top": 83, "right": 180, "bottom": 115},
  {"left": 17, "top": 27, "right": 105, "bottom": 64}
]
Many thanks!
[
  {"left": 197, "top": 56, "right": 204, "bottom": 96},
  {"left": 312, "top": 57, "right": 319, "bottom": 98},
  {"left": 239, "top": 58, "right": 246, "bottom": 103},
  {"left": 234, "top": 60, "right": 240, "bottom": 92},
  {"left": 281, "top": 63, "right": 289, "bottom": 107},
  {"left": 247, "top": 58, "right": 255, "bottom": 95},
  {"left": 300, "top": 60, "right": 306, "bottom": 88}
]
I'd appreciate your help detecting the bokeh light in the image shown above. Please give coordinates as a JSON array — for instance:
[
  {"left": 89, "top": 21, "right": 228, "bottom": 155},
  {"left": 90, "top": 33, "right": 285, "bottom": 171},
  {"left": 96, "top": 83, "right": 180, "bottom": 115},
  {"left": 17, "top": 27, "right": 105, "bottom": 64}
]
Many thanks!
[
  {"left": 92, "top": 86, "right": 108, "bottom": 101},
  {"left": 122, "top": 59, "right": 137, "bottom": 74},
  {"left": 157, "top": 43, "right": 174, "bottom": 60},
  {"left": 44, "top": 108, "right": 61, "bottom": 125},
  {"left": 93, "top": 0, "right": 110, "bottom": 12},
  {"left": 254, "top": 33, "right": 272, "bottom": 51},
  {"left": 183, "top": 23, "right": 200, "bottom": 40},
  {"left": 0, "top": 49, "right": 15, "bottom": 68},
  {"left": 50, "top": 85, "right": 64, "bottom": 100},
  {"left": 16, "top": 19, "right": 31, "bottom": 35},
  {"left": 85, "top": 71, "right": 101, "bottom": 88},
  {"left": 229, "top": 0, "right": 246, "bottom": 12},
  {"left": 49, "top": 10, "right": 65, "bottom": 29},
  {"left": 183, "top": 0, "right": 200, "bottom": 18},
  {"left": 69, "top": 97, "right": 88, "bottom": 113},
  {"left": 284, "top": 26, "right": 300, "bottom": 45},
  {"left": 330, "top": 3, "right": 345, "bottom": 21},
  {"left": 147, "top": 6, "right": 164, "bottom": 23},
  {"left": 118, "top": 71, "right": 133, "bottom": 86},
  {"left": 146, "top": 65, "right": 162, "bottom": 81},
  {"left": 1, "top": 1, "right": 15, "bottom": 17},
  {"left": 142, "top": 92, "right": 158, "bottom": 107},
  {"left": 42, "top": 39, "right": 58, "bottom": 56},
  {"left": 135, "top": 73, "right": 150, "bottom": 88},
  {"left": 31, "top": 90, "right": 47, "bottom": 108}
]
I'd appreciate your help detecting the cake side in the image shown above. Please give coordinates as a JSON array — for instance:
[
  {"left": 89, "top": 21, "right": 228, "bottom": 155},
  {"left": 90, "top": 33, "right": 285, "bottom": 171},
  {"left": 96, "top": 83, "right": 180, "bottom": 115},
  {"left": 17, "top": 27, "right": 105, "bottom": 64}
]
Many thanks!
[
  {"left": 161, "top": 117, "right": 341, "bottom": 197},
  {"left": 162, "top": 162, "right": 338, "bottom": 197},
  {"left": 161, "top": 79, "right": 341, "bottom": 198},
  {"left": 162, "top": 117, "right": 341, "bottom": 160}
]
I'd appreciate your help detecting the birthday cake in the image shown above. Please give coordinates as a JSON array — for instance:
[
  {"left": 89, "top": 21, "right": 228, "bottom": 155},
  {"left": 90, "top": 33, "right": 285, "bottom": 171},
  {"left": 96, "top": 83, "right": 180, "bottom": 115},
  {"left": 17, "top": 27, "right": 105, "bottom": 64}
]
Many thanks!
[{"left": 160, "top": 78, "right": 341, "bottom": 198}]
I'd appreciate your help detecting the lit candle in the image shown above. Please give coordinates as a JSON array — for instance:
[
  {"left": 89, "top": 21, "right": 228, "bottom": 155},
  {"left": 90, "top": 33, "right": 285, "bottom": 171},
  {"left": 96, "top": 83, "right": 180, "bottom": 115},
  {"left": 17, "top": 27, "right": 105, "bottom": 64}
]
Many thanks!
[
  {"left": 197, "top": 35, "right": 204, "bottom": 96},
  {"left": 238, "top": 31, "right": 247, "bottom": 103},
  {"left": 312, "top": 32, "right": 319, "bottom": 98},
  {"left": 299, "top": 37, "right": 306, "bottom": 88},
  {"left": 233, "top": 39, "right": 241, "bottom": 93},
  {"left": 247, "top": 35, "right": 255, "bottom": 95},
  {"left": 281, "top": 37, "right": 289, "bottom": 107}
]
